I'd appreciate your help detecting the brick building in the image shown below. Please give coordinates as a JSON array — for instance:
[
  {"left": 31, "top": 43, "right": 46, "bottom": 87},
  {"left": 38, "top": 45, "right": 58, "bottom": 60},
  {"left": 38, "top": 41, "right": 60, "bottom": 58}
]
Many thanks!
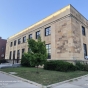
[
  {"left": 5, "top": 5, "right": 88, "bottom": 62},
  {"left": 0, "top": 37, "right": 7, "bottom": 59}
]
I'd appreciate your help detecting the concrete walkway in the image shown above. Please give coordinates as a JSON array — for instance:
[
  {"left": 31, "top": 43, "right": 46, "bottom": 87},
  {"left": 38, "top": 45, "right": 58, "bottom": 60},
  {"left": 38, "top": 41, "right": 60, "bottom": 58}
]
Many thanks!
[
  {"left": 47, "top": 75, "right": 88, "bottom": 88},
  {"left": 0, "top": 72, "right": 40, "bottom": 88},
  {"left": 0, "top": 63, "right": 20, "bottom": 68}
]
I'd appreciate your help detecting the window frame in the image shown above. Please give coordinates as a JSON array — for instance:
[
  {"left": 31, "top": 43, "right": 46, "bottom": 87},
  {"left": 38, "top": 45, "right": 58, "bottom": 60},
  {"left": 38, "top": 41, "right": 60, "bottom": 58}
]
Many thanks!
[
  {"left": 23, "top": 36, "right": 26, "bottom": 43},
  {"left": 36, "top": 31, "right": 40, "bottom": 39},
  {"left": 18, "top": 38, "right": 21, "bottom": 44},
  {"left": 14, "top": 40, "right": 16, "bottom": 46},
  {"left": 22, "top": 48, "right": 25, "bottom": 55},
  {"left": 83, "top": 43, "right": 87, "bottom": 58},
  {"left": 29, "top": 34, "right": 32, "bottom": 39},
  {"left": 10, "top": 42, "right": 13, "bottom": 47},
  {"left": 45, "top": 26, "right": 51, "bottom": 36},
  {"left": 17, "top": 50, "right": 20, "bottom": 59},
  {"left": 82, "top": 26, "right": 86, "bottom": 36},
  {"left": 46, "top": 44, "right": 51, "bottom": 59},
  {"left": 9, "top": 51, "right": 12, "bottom": 60},
  {"left": 13, "top": 50, "right": 16, "bottom": 59}
]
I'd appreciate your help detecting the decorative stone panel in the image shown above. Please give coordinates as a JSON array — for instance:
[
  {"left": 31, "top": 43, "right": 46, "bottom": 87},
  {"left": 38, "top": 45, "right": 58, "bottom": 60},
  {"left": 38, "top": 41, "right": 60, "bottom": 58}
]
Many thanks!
[
  {"left": 71, "top": 18, "right": 81, "bottom": 53},
  {"left": 55, "top": 18, "right": 71, "bottom": 54}
]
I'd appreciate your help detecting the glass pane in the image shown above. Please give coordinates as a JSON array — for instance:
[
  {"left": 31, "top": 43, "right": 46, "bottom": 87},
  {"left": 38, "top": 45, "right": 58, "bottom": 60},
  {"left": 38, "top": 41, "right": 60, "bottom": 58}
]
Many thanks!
[
  {"left": 46, "top": 31, "right": 49, "bottom": 35},
  {"left": 49, "top": 30, "right": 51, "bottom": 34},
  {"left": 48, "top": 53, "right": 51, "bottom": 59},
  {"left": 46, "top": 45, "right": 48, "bottom": 49},
  {"left": 49, "top": 44, "right": 51, "bottom": 49},
  {"left": 49, "top": 49, "right": 51, "bottom": 53},
  {"left": 46, "top": 28, "right": 49, "bottom": 32}
]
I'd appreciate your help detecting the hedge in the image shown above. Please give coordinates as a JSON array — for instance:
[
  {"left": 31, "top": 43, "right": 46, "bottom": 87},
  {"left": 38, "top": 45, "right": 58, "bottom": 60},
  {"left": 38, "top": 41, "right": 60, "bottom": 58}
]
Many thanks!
[
  {"left": 44, "top": 60, "right": 77, "bottom": 72},
  {"left": 75, "top": 61, "right": 88, "bottom": 71}
]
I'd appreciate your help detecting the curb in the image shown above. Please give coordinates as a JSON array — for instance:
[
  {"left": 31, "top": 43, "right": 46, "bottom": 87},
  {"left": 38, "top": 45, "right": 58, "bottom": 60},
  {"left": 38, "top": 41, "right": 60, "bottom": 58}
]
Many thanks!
[
  {"left": 0, "top": 71, "right": 43, "bottom": 88},
  {"left": 47, "top": 74, "right": 88, "bottom": 88}
]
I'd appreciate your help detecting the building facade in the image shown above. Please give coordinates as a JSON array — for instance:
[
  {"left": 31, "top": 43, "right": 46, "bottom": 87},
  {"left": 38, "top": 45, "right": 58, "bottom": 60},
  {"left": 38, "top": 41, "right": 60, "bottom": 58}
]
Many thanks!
[
  {"left": 5, "top": 5, "right": 88, "bottom": 62},
  {"left": 0, "top": 37, "right": 7, "bottom": 59}
]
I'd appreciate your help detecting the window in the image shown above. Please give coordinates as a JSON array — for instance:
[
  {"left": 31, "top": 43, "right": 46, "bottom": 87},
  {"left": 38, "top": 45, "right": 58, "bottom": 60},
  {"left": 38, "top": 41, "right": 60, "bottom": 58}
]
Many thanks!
[
  {"left": 14, "top": 40, "right": 16, "bottom": 46},
  {"left": 17, "top": 50, "right": 20, "bottom": 59},
  {"left": 23, "top": 36, "right": 26, "bottom": 43},
  {"left": 18, "top": 38, "right": 21, "bottom": 44},
  {"left": 29, "top": 34, "right": 32, "bottom": 39},
  {"left": 13, "top": 51, "right": 16, "bottom": 59},
  {"left": 82, "top": 26, "right": 85, "bottom": 36},
  {"left": 9, "top": 51, "right": 12, "bottom": 60},
  {"left": 83, "top": 44, "right": 87, "bottom": 58},
  {"left": 10, "top": 42, "right": 13, "bottom": 47},
  {"left": 46, "top": 44, "right": 51, "bottom": 59},
  {"left": 22, "top": 48, "right": 25, "bottom": 55},
  {"left": 1, "top": 47, "right": 4, "bottom": 52},
  {"left": 45, "top": 27, "right": 51, "bottom": 36},
  {"left": 36, "top": 31, "right": 40, "bottom": 39}
]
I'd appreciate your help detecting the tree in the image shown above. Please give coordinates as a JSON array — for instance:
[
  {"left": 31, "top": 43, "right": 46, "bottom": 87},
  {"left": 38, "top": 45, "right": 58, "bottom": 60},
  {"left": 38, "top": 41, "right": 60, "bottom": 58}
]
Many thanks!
[
  {"left": 28, "top": 37, "right": 47, "bottom": 73},
  {"left": 21, "top": 53, "right": 31, "bottom": 67}
]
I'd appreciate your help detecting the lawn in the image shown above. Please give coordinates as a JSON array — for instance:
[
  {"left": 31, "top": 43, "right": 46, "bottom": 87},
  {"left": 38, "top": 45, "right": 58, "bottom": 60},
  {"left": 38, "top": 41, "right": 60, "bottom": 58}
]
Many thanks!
[{"left": 0, "top": 67, "right": 88, "bottom": 85}]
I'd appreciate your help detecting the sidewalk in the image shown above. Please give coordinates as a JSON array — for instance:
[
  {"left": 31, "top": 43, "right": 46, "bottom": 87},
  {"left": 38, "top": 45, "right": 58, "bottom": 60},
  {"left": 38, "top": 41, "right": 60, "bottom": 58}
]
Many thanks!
[
  {"left": 0, "top": 63, "right": 20, "bottom": 68},
  {"left": 47, "top": 74, "right": 88, "bottom": 88},
  {"left": 0, "top": 72, "right": 40, "bottom": 88}
]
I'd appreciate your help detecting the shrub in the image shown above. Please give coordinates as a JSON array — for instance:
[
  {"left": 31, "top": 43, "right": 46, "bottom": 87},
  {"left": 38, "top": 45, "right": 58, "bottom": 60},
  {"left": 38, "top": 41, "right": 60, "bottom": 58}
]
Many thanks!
[
  {"left": 0, "top": 59, "right": 8, "bottom": 64},
  {"left": 75, "top": 61, "right": 85, "bottom": 71},
  {"left": 44, "top": 61, "right": 57, "bottom": 70},
  {"left": 84, "top": 64, "right": 88, "bottom": 71},
  {"left": 21, "top": 53, "right": 32, "bottom": 67},
  {"left": 56, "top": 61, "right": 77, "bottom": 71},
  {"left": 44, "top": 60, "right": 77, "bottom": 72}
]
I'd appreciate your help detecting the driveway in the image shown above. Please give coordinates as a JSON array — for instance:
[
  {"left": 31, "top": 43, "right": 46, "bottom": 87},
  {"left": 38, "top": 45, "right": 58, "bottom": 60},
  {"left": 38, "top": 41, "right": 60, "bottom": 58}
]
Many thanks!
[{"left": 0, "top": 72, "right": 40, "bottom": 88}]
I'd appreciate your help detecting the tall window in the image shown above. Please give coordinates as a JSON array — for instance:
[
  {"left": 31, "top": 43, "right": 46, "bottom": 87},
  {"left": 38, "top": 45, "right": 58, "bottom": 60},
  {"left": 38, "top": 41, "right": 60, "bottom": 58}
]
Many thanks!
[
  {"left": 14, "top": 40, "right": 16, "bottom": 46},
  {"left": 83, "top": 44, "right": 87, "bottom": 58},
  {"left": 13, "top": 51, "right": 16, "bottom": 59},
  {"left": 45, "top": 27, "right": 51, "bottom": 36},
  {"left": 17, "top": 50, "right": 20, "bottom": 59},
  {"left": 22, "top": 48, "right": 25, "bottom": 55},
  {"left": 82, "top": 26, "right": 85, "bottom": 36},
  {"left": 10, "top": 42, "right": 13, "bottom": 47},
  {"left": 18, "top": 38, "right": 21, "bottom": 44},
  {"left": 46, "top": 44, "right": 51, "bottom": 59},
  {"left": 29, "top": 34, "right": 32, "bottom": 39},
  {"left": 23, "top": 36, "right": 26, "bottom": 43},
  {"left": 9, "top": 51, "right": 12, "bottom": 60},
  {"left": 36, "top": 31, "right": 40, "bottom": 39}
]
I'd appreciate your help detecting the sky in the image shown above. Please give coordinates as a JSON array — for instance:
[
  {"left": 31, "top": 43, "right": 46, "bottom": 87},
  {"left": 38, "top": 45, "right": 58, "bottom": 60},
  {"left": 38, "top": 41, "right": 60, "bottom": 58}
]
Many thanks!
[{"left": 0, "top": 0, "right": 88, "bottom": 39}]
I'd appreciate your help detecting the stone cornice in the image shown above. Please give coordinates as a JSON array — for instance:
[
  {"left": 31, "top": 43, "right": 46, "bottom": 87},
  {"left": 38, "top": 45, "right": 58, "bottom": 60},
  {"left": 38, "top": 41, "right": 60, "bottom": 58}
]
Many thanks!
[{"left": 8, "top": 14, "right": 71, "bottom": 41}]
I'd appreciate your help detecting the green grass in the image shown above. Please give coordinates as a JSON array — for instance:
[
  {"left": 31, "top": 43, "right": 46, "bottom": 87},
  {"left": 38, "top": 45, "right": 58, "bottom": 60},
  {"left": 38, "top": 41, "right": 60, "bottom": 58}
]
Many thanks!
[{"left": 0, "top": 67, "right": 88, "bottom": 85}]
